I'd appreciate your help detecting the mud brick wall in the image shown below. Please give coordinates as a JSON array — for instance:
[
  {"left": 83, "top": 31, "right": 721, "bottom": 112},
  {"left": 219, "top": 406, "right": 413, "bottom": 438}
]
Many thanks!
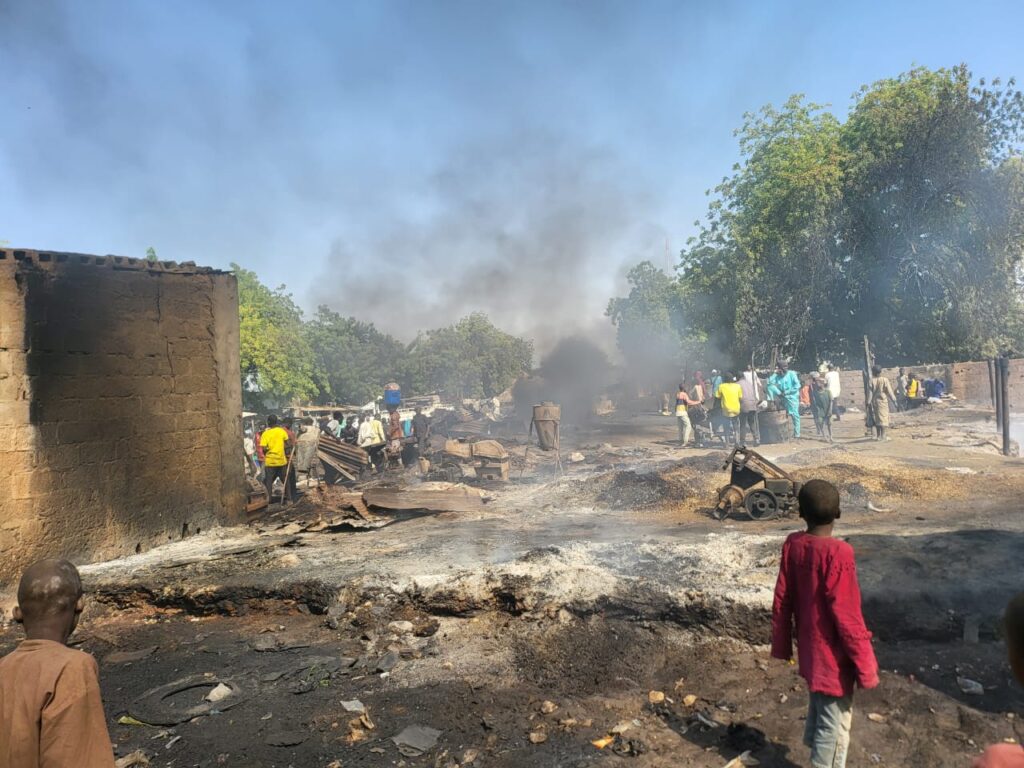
[
  {"left": 0, "top": 250, "right": 245, "bottom": 586},
  {"left": 823, "top": 360, "right": 1020, "bottom": 411}
]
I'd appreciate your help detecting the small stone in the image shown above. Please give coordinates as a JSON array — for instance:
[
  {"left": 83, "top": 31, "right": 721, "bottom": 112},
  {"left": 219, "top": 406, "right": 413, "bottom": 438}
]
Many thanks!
[
  {"left": 375, "top": 651, "right": 400, "bottom": 673},
  {"left": 648, "top": 690, "right": 665, "bottom": 704},
  {"left": 540, "top": 701, "right": 558, "bottom": 714},
  {"left": 528, "top": 730, "right": 548, "bottom": 744},
  {"left": 867, "top": 712, "right": 887, "bottom": 723},
  {"left": 683, "top": 694, "right": 698, "bottom": 707},
  {"left": 389, "top": 620, "right": 415, "bottom": 634},
  {"left": 957, "top": 676, "right": 984, "bottom": 696},
  {"left": 204, "top": 683, "right": 233, "bottom": 703},
  {"left": 265, "top": 730, "right": 307, "bottom": 747},
  {"left": 341, "top": 700, "right": 365, "bottom": 713}
]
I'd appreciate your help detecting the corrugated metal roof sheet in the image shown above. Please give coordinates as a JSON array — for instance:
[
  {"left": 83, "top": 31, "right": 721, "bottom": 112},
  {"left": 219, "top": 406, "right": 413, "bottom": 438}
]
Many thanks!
[{"left": 0, "top": 248, "right": 228, "bottom": 275}]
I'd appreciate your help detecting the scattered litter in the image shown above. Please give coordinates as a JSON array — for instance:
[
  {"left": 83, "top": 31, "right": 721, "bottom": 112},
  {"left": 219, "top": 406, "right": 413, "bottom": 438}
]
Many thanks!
[
  {"left": 204, "top": 683, "right": 233, "bottom": 703},
  {"left": 528, "top": 730, "right": 548, "bottom": 744},
  {"left": 866, "top": 501, "right": 894, "bottom": 513},
  {"left": 388, "top": 620, "right": 414, "bottom": 634},
  {"left": 462, "top": 748, "right": 479, "bottom": 763},
  {"left": 391, "top": 725, "right": 442, "bottom": 756},
  {"left": 867, "top": 712, "right": 887, "bottom": 723},
  {"left": 648, "top": 690, "right": 665, "bottom": 704},
  {"left": 945, "top": 466, "right": 978, "bottom": 475},
  {"left": 118, "top": 715, "right": 152, "bottom": 727},
  {"left": 114, "top": 751, "right": 150, "bottom": 768},
  {"left": 341, "top": 699, "right": 366, "bottom": 713},
  {"left": 164, "top": 735, "right": 182, "bottom": 750},
  {"left": 695, "top": 711, "right": 721, "bottom": 729},
  {"left": 957, "top": 677, "right": 985, "bottom": 696},
  {"left": 568, "top": 452, "right": 586, "bottom": 463},
  {"left": 611, "top": 721, "right": 633, "bottom": 734},
  {"left": 591, "top": 736, "right": 615, "bottom": 749},
  {"left": 540, "top": 700, "right": 558, "bottom": 714},
  {"left": 683, "top": 694, "right": 698, "bottom": 707}
]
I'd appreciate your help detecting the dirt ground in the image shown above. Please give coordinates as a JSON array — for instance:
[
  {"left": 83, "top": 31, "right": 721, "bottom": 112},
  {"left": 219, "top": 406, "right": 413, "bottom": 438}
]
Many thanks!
[{"left": 2, "top": 402, "right": 1023, "bottom": 767}]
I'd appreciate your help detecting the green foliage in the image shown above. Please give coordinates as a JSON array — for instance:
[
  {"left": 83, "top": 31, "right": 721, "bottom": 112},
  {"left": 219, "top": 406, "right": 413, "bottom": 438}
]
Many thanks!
[
  {"left": 404, "top": 313, "right": 533, "bottom": 399},
  {"left": 304, "top": 306, "right": 406, "bottom": 405},
  {"left": 145, "top": 247, "right": 157, "bottom": 262},
  {"left": 611, "top": 65, "right": 1024, "bottom": 370},
  {"left": 234, "top": 264, "right": 319, "bottom": 411},
  {"left": 234, "top": 268, "right": 532, "bottom": 406}
]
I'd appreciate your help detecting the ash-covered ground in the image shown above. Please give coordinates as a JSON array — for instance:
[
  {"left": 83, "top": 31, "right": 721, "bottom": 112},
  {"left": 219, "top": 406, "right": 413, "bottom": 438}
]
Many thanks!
[{"left": 2, "top": 405, "right": 1022, "bottom": 767}]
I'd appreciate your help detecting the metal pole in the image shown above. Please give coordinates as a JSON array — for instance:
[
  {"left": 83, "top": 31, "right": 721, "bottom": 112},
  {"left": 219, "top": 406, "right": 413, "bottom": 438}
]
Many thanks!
[{"left": 1000, "top": 357, "right": 1011, "bottom": 456}]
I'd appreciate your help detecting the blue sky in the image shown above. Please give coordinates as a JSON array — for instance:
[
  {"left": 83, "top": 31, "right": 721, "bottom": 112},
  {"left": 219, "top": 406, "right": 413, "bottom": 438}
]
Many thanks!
[{"left": 1, "top": 0, "right": 1021, "bottom": 349}]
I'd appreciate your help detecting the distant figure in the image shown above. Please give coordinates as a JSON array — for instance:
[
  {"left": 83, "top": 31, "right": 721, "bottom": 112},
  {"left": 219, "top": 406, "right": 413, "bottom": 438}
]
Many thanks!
[
  {"left": 293, "top": 416, "right": 320, "bottom": 483},
  {"left": 867, "top": 365, "right": 897, "bottom": 441},
  {"left": 260, "top": 414, "right": 293, "bottom": 504},
  {"left": 739, "top": 365, "right": 762, "bottom": 447},
  {"left": 341, "top": 416, "right": 358, "bottom": 444},
  {"left": 772, "top": 480, "right": 878, "bottom": 768},
  {"left": 674, "top": 381, "right": 700, "bottom": 446},
  {"left": 825, "top": 365, "right": 842, "bottom": 421},
  {"left": 972, "top": 592, "right": 1024, "bottom": 767},
  {"left": 710, "top": 369, "right": 723, "bottom": 399},
  {"left": 895, "top": 367, "right": 909, "bottom": 412},
  {"left": 387, "top": 409, "right": 403, "bottom": 455},
  {"left": 327, "top": 410, "right": 342, "bottom": 437},
  {"left": 768, "top": 360, "right": 802, "bottom": 439},
  {"left": 412, "top": 407, "right": 431, "bottom": 454},
  {"left": 810, "top": 374, "right": 834, "bottom": 443},
  {"left": 692, "top": 371, "right": 707, "bottom": 404},
  {"left": 0, "top": 560, "right": 116, "bottom": 767},
  {"left": 716, "top": 372, "right": 744, "bottom": 446}
]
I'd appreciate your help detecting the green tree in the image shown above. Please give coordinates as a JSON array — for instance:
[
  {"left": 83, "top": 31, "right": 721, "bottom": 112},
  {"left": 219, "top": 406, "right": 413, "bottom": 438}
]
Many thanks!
[
  {"left": 145, "top": 247, "right": 157, "bottom": 262},
  {"left": 404, "top": 313, "right": 533, "bottom": 399},
  {"left": 234, "top": 265, "right": 318, "bottom": 411},
  {"left": 304, "top": 306, "right": 406, "bottom": 405},
  {"left": 611, "top": 65, "right": 1024, "bottom": 370}
]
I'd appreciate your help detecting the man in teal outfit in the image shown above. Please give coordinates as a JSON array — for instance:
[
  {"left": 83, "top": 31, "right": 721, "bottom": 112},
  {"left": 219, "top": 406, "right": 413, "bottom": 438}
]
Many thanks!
[{"left": 768, "top": 360, "right": 802, "bottom": 439}]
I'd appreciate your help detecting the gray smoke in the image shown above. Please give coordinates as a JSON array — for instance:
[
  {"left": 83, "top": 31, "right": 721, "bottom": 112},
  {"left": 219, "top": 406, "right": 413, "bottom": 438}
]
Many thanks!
[{"left": 312, "top": 134, "right": 663, "bottom": 356}]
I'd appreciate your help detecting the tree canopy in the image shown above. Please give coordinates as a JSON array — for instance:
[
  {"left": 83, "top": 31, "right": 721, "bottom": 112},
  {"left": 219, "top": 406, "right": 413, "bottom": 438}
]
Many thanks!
[
  {"left": 610, "top": 65, "right": 1024, "bottom": 372},
  {"left": 235, "top": 270, "right": 533, "bottom": 409}
]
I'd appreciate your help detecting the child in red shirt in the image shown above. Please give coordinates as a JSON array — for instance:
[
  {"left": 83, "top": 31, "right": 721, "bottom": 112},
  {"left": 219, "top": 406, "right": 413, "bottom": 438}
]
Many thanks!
[
  {"left": 771, "top": 479, "right": 878, "bottom": 768},
  {"left": 972, "top": 592, "right": 1024, "bottom": 767}
]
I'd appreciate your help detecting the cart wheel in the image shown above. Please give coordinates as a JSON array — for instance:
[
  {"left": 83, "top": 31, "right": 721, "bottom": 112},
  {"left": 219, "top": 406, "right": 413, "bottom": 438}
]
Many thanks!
[{"left": 745, "top": 489, "right": 779, "bottom": 520}]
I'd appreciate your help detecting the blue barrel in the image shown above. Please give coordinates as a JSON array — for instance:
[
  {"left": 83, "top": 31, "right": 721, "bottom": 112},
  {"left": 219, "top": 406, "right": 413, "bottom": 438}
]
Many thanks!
[{"left": 384, "top": 385, "right": 401, "bottom": 408}]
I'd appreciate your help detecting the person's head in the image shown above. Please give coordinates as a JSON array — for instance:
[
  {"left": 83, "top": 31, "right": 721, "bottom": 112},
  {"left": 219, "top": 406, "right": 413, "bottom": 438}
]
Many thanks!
[
  {"left": 711, "top": 369, "right": 719, "bottom": 377},
  {"left": 332, "top": 411, "right": 342, "bottom": 421},
  {"left": 828, "top": 364, "right": 836, "bottom": 372},
  {"left": 13, "top": 559, "right": 85, "bottom": 643},
  {"left": 798, "top": 479, "right": 841, "bottom": 529},
  {"left": 898, "top": 367, "right": 905, "bottom": 375},
  {"left": 726, "top": 371, "right": 736, "bottom": 383},
  {"left": 778, "top": 359, "right": 789, "bottom": 372},
  {"left": 267, "top": 414, "right": 278, "bottom": 427},
  {"left": 871, "top": 364, "right": 882, "bottom": 377},
  {"left": 1004, "top": 592, "right": 1024, "bottom": 686},
  {"left": 303, "top": 416, "right": 313, "bottom": 426},
  {"left": 415, "top": 406, "right": 422, "bottom": 415},
  {"left": 679, "top": 382, "right": 686, "bottom": 392}
]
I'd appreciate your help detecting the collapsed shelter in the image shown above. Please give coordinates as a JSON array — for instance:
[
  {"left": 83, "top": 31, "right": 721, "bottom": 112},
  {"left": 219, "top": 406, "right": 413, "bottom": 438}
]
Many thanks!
[{"left": 0, "top": 249, "right": 245, "bottom": 586}]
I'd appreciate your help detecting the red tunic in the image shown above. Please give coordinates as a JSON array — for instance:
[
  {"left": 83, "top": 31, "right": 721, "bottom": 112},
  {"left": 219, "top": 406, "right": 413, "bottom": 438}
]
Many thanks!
[{"left": 771, "top": 532, "right": 879, "bottom": 697}]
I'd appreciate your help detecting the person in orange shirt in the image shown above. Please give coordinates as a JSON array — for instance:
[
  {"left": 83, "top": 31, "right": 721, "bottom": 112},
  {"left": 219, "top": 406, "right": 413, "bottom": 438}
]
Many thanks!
[
  {"left": 972, "top": 592, "right": 1024, "bottom": 767},
  {"left": 0, "top": 559, "right": 115, "bottom": 767}
]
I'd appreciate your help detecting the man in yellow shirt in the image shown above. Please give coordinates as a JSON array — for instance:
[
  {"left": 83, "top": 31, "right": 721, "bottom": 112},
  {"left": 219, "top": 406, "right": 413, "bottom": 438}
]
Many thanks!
[
  {"left": 717, "top": 371, "right": 744, "bottom": 446},
  {"left": 259, "top": 414, "right": 293, "bottom": 504}
]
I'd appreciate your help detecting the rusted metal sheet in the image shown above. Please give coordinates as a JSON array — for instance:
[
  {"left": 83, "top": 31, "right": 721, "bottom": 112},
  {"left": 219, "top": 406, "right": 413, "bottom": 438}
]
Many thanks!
[{"left": 363, "top": 487, "right": 485, "bottom": 514}]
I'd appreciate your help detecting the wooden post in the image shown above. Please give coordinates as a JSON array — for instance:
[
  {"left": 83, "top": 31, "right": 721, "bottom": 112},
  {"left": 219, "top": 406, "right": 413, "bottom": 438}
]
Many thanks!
[
  {"left": 1000, "top": 357, "right": 1011, "bottom": 456},
  {"left": 988, "top": 358, "right": 996, "bottom": 409},
  {"left": 862, "top": 336, "right": 873, "bottom": 423},
  {"left": 995, "top": 358, "right": 1004, "bottom": 434}
]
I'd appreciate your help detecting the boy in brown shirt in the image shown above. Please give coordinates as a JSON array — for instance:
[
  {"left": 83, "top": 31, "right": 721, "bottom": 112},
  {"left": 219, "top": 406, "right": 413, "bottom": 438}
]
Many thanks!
[{"left": 0, "top": 559, "right": 115, "bottom": 767}]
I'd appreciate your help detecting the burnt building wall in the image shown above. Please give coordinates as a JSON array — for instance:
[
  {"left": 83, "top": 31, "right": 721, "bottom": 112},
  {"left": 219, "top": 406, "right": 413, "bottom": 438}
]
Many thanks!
[{"left": 0, "top": 249, "right": 245, "bottom": 586}]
